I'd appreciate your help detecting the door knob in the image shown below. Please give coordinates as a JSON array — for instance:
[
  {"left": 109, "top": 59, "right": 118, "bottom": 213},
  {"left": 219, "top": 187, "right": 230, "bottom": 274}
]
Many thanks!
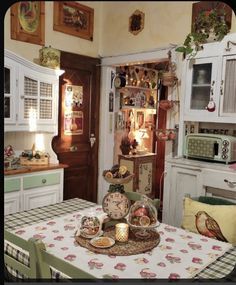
[{"left": 90, "top": 133, "right": 96, "bottom": 148}]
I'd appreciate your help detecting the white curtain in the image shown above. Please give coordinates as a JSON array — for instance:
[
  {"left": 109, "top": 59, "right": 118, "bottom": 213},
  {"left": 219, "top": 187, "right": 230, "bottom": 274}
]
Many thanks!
[{"left": 223, "top": 59, "right": 236, "bottom": 113}]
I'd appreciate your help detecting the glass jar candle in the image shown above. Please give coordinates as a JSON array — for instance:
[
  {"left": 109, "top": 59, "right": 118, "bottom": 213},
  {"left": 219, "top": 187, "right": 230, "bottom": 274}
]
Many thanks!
[{"left": 115, "top": 223, "right": 129, "bottom": 242}]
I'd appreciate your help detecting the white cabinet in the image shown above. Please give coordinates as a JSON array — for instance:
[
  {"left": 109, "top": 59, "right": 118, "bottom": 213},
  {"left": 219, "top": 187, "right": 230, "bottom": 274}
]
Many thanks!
[
  {"left": 163, "top": 158, "right": 236, "bottom": 227},
  {"left": 4, "top": 49, "right": 64, "bottom": 132},
  {"left": 184, "top": 56, "right": 219, "bottom": 120},
  {"left": 4, "top": 56, "right": 17, "bottom": 124},
  {"left": 23, "top": 185, "right": 59, "bottom": 211},
  {"left": 4, "top": 192, "right": 20, "bottom": 215},
  {"left": 4, "top": 168, "right": 64, "bottom": 215},
  {"left": 163, "top": 161, "right": 204, "bottom": 227},
  {"left": 183, "top": 33, "right": 236, "bottom": 123}
]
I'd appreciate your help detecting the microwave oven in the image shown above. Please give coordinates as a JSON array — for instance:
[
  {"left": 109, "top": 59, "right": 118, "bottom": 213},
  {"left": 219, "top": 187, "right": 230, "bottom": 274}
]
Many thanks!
[{"left": 184, "top": 134, "right": 236, "bottom": 164}]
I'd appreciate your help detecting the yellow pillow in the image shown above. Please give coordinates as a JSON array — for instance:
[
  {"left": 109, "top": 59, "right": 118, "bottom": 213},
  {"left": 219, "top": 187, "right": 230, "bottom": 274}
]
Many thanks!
[{"left": 181, "top": 197, "right": 236, "bottom": 245}]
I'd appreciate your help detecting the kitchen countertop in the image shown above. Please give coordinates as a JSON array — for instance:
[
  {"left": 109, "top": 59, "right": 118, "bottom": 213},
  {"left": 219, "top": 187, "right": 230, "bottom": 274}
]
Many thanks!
[
  {"left": 165, "top": 157, "right": 236, "bottom": 173},
  {"left": 4, "top": 163, "right": 68, "bottom": 176}
]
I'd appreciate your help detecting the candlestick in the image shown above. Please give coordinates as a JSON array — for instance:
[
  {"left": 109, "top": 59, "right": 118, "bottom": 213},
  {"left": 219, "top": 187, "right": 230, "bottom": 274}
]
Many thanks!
[{"left": 115, "top": 223, "right": 129, "bottom": 242}]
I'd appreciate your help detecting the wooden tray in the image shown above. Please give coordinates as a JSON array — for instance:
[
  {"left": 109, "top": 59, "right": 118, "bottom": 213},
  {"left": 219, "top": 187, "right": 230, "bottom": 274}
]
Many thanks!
[
  {"left": 20, "top": 156, "right": 49, "bottom": 166},
  {"left": 75, "top": 226, "right": 160, "bottom": 256},
  {"left": 103, "top": 174, "right": 134, "bottom": 185}
]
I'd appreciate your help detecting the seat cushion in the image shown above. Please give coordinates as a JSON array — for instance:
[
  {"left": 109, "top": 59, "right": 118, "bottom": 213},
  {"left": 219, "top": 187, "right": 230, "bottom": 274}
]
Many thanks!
[{"left": 182, "top": 197, "right": 236, "bottom": 245}]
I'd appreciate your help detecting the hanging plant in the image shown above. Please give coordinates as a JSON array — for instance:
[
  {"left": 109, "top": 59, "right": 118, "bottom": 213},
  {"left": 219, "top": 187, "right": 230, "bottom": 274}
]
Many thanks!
[{"left": 176, "top": 8, "right": 230, "bottom": 58}]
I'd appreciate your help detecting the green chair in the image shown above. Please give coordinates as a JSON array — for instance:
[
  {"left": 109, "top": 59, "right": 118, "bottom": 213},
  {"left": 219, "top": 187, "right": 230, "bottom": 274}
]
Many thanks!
[
  {"left": 192, "top": 196, "right": 235, "bottom": 205},
  {"left": 34, "top": 239, "right": 95, "bottom": 279},
  {"left": 125, "top": 191, "right": 160, "bottom": 210},
  {"left": 4, "top": 229, "right": 39, "bottom": 280}
]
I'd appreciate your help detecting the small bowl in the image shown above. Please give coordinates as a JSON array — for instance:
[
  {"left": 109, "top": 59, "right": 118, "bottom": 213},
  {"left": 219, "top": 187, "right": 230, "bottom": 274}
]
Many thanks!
[{"left": 79, "top": 215, "right": 102, "bottom": 239}]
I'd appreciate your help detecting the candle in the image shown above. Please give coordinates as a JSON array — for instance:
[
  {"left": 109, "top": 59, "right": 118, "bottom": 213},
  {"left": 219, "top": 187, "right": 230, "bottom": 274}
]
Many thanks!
[{"left": 115, "top": 223, "right": 129, "bottom": 242}]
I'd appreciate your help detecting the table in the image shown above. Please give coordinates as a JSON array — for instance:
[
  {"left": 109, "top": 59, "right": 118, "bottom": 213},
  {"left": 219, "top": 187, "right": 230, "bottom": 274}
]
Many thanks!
[{"left": 4, "top": 198, "right": 236, "bottom": 279}]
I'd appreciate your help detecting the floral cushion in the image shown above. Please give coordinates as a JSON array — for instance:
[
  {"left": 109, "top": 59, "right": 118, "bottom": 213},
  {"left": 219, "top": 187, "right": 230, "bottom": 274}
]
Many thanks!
[{"left": 182, "top": 197, "right": 236, "bottom": 245}]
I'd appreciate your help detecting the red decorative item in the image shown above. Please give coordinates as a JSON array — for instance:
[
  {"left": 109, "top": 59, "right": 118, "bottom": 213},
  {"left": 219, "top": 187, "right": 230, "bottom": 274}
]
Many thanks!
[{"left": 206, "top": 98, "right": 216, "bottom": 112}]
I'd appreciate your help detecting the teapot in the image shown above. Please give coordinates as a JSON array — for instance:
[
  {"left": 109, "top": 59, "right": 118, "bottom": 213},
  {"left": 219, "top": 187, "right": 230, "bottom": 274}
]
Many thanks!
[{"left": 77, "top": 212, "right": 107, "bottom": 239}]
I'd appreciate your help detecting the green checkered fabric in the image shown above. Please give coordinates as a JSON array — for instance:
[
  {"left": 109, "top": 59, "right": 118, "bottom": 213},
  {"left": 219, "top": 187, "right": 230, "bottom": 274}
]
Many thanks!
[
  {"left": 5, "top": 198, "right": 95, "bottom": 279},
  {"left": 4, "top": 198, "right": 236, "bottom": 280}
]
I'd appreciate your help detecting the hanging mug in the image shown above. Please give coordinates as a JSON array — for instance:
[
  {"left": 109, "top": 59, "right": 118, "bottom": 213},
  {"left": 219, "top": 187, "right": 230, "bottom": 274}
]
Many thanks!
[{"left": 206, "top": 98, "right": 216, "bottom": 112}]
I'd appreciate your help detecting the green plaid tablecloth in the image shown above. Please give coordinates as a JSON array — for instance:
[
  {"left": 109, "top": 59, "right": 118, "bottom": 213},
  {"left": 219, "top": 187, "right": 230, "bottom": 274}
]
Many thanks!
[{"left": 4, "top": 198, "right": 236, "bottom": 279}]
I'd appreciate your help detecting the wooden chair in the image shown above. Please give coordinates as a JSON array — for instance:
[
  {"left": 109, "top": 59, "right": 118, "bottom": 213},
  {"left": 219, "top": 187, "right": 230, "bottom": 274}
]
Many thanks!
[
  {"left": 34, "top": 239, "right": 95, "bottom": 279},
  {"left": 4, "top": 229, "right": 39, "bottom": 280}
]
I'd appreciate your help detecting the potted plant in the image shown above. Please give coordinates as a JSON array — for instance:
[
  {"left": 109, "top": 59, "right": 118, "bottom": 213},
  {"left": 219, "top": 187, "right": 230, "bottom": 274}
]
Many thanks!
[
  {"left": 120, "top": 135, "right": 131, "bottom": 155},
  {"left": 176, "top": 8, "right": 230, "bottom": 58}
]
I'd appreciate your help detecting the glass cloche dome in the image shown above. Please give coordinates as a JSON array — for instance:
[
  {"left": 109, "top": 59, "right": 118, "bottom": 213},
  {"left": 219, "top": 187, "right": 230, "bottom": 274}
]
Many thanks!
[{"left": 127, "top": 195, "right": 159, "bottom": 238}]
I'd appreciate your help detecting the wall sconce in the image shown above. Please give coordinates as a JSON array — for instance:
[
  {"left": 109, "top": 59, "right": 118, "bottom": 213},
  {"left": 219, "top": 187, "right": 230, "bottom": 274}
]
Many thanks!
[
  {"left": 29, "top": 107, "right": 37, "bottom": 132},
  {"left": 35, "top": 133, "right": 45, "bottom": 152}
]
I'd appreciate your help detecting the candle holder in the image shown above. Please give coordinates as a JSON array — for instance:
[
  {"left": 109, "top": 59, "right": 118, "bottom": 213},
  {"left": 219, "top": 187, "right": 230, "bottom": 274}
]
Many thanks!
[{"left": 115, "top": 223, "right": 129, "bottom": 242}]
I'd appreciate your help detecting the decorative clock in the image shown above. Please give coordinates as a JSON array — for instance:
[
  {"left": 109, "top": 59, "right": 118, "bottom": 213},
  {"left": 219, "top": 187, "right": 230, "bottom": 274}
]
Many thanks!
[
  {"left": 114, "top": 74, "right": 126, "bottom": 88},
  {"left": 102, "top": 192, "right": 130, "bottom": 220}
]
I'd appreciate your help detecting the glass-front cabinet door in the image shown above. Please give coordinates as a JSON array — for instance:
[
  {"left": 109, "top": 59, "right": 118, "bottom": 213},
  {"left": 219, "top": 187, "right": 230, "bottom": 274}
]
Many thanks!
[
  {"left": 4, "top": 58, "right": 17, "bottom": 124},
  {"left": 18, "top": 66, "right": 55, "bottom": 127},
  {"left": 184, "top": 57, "right": 218, "bottom": 120},
  {"left": 220, "top": 55, "right": 236, "bottom": 117}
]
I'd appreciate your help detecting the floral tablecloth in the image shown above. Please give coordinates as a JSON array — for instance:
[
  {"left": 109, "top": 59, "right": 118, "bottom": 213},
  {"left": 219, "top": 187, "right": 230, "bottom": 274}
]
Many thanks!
[{"left": 10, "top": 204, "right": 233, "bottom": 279}]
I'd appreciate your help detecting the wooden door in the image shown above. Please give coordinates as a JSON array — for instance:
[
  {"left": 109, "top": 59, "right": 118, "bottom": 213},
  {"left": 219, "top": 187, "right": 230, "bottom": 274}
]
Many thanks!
[{"left": 52, "top": 51, "right": 100, "bottom": 202}]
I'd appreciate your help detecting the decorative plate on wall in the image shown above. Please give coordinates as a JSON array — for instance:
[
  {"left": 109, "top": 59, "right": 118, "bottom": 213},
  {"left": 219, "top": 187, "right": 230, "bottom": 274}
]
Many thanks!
[{"left": 129, "top": 10, "right": 145, "bottom": 35}]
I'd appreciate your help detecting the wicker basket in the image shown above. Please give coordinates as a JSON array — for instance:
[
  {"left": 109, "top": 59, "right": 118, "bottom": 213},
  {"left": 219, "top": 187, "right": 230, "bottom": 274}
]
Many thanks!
[
  {"left": 104, "top": 174, "right": 134, "bottom": 184},
  {"left": 20, "top": 156, "right": 49, "bottom": 166}
]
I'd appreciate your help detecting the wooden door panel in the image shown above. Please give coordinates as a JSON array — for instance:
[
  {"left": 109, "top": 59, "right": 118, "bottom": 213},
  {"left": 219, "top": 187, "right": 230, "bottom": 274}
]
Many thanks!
[
  {"left": 52, "top": 51, "right": 100, "bottom": 203},
  {"left": 64, "top": 167, "right": 90, "bottom": 201},
  {"left": 57, "top": 152, "right": 89, "bottom": 167}
]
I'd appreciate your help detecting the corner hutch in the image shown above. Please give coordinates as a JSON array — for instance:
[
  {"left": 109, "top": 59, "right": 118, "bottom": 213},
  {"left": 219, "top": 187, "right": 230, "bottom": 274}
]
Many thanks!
[{"left": 163, "top": 33, "right": 236, "bottom": 227}]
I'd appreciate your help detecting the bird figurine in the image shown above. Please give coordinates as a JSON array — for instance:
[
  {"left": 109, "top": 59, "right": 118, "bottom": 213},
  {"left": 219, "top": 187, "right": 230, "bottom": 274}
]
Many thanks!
[{"left": 195, "top": 211, "right": 228, "bottom": 242}]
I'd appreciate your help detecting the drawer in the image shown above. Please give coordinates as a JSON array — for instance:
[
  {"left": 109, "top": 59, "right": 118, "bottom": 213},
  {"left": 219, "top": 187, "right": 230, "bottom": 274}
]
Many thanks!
[
  {"left": 202, "top": 169, "right": 236, "bottom": 191},
  {"left": 4, "top": 178, "right": 21, "bottom": 193},
  {"left": 23, "top": 172, "right": 60, "bottom": 190}
]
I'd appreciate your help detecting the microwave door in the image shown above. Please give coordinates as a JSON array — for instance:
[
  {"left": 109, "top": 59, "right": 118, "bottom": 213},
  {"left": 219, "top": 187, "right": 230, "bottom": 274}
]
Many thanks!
[{"left": 214, "top": 142, "right": 219, "bottom": 156}]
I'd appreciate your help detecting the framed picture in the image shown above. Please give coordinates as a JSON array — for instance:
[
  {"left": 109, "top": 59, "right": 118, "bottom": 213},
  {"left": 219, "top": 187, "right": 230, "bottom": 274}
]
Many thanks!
[
  {"left": 53, "top": 2, "right": 94, "bottom": 41},
  {"left": 11, "top": 1, "right": 45, "bottom": 45}
]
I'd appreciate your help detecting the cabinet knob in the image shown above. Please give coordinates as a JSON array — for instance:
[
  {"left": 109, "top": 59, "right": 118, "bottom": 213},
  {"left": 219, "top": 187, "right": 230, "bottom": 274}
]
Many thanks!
[{"left": 42, "top": 179, "right": 47, "bottom": 184}]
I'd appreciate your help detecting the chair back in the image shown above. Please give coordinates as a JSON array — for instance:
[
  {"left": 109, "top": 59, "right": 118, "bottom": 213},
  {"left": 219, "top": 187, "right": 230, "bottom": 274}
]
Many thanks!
[
  {"left": 4, "top": 229, "right": 38, "bottom": 279},
  {"left": 125, "top": 192, "right": 160, "bottom": 210},
  {"left": 34, "top": 239, "right": 95, "bottom": 279}
]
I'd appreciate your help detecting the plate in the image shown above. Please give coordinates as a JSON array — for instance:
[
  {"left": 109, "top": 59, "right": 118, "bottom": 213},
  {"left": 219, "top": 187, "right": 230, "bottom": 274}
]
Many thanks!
[{"left": 90, "top": 236, "right": 115, "bottom": 248}]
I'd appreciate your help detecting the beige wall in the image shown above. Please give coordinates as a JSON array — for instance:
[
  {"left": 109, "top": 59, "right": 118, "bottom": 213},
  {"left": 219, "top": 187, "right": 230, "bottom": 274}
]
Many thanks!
[
  {"left": 4, "top": 1, "right": 102, "bottom": 61},
  {"left": 100, "top": 1, "right": 236, "bottom": 56},
  {"left": 5, "top": 2, "right": 236, "bottom": 61}
]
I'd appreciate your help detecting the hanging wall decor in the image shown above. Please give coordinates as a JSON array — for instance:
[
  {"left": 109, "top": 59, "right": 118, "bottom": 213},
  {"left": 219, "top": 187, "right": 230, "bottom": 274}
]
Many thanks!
[
  {"left": 129, "top": 10, "right": 145, "bottom": 35},
  {"left": 53, "top": 2, "right": 94, "bottom": 41},
  {"left": 64, "top": 85, "right": 84, "bottom": 136},
  {"left": 11, "top": 1, "right": 45, "bottom": 45}
]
